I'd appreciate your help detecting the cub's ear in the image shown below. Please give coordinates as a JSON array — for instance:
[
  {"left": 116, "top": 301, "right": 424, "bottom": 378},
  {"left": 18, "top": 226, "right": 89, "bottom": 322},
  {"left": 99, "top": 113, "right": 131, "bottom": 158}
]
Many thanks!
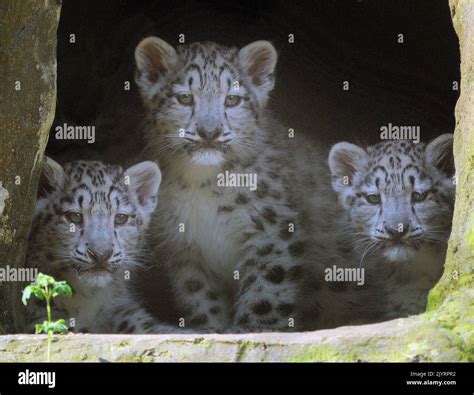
[
  {"left": 38, "top": 157, "right": 65, "bottom": 199},
  {"left": 425, "top": 133, "right": 455, "bottom": 178},
  {"left": 123, "top": 161, "right": 162, "bottom": 214},
  {"left": 328, "top": 142, "right": 367, "bottom": 193},
  {"left": 238, "top": 41, "right": 277, "bottom": 106},
  {"left": 135, "top": 37, "right": 177, "bottom": 98}
]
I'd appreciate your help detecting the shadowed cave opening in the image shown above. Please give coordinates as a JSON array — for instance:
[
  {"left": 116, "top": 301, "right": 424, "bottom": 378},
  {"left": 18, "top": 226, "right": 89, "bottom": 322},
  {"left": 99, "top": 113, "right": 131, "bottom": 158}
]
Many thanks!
[{"left": 45, "top": 0, "right": 460, "bottom": 329}]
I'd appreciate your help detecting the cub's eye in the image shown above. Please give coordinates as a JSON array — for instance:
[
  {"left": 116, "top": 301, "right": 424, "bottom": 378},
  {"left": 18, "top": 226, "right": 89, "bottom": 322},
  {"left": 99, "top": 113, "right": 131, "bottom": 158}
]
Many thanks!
[
  {"left": 365, "top": 193, "right": 381, "bottom": 204},
  {"left": 412, "top": 191, "right": 428, "bottom": 202},
  {"left": 224, "top": 95, "right": 242, "bottom": 108},
  {"left": 65, "top": 212, "right": 83, "bottom": 224},
  {"left": 115, "top": 214, "right": 129, "bottom": 226},
  {"left": 176, "top": 94, "right": 194, "bottom": 106}
]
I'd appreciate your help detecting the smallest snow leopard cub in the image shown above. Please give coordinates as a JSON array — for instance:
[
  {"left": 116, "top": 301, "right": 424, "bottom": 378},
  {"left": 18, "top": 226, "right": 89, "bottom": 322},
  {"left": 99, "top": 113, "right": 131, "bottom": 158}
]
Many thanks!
[
  {"left": 25, "top": 157, "right": 178, "bottom": 334},
  {"left": 328, "top": 134, "right": 455, "bottom": 318}
]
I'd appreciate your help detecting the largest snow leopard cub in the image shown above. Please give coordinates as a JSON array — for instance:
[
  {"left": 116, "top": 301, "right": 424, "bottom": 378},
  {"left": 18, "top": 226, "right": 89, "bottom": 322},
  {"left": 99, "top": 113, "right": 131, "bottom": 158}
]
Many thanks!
[
  {"left": 25, "top": 157, "right": 180, "bottom": 334},
  {"left": 135, "top": 37, "right": 317, "bottom": 332}
]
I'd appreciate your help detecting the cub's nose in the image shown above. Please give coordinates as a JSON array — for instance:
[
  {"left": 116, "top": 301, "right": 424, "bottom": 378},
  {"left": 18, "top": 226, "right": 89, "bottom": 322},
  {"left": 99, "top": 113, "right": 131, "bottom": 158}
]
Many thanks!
[
  {"left": 196, "top": 127, "right": 222, "bottom": 142},
  {"left": 384, "top": 223, "right": 410, "bottom": 242},
  {"left": 87, "top": 247, "right": 113, "bottom": 264}
]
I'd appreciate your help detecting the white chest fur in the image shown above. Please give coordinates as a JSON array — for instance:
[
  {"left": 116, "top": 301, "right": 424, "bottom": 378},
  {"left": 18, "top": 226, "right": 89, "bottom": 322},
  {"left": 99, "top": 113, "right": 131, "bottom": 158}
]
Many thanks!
[
  {"left": 158, "top": 179, "right": 245, "bottom": 279},
  {"left": 55, "top": 273, "right": 116, "bottom": 332}
]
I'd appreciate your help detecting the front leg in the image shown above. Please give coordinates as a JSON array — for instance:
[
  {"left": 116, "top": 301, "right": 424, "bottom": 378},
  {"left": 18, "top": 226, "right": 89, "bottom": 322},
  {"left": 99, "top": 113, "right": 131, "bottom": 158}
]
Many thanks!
[
  {"left": 109, "top": 296, "right": 194, "bottom": 334},
  {"left": 168, "top": 250, "right": 232, "bottom": 333},
  {"left": 233, "top": 226, "right": 305, "bottom": 332}
]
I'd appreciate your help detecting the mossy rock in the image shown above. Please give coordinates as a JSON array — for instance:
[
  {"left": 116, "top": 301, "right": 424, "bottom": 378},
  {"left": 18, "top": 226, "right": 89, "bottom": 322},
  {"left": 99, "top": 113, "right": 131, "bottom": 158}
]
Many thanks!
[{"left": 0, "top": 0, "right": 472, "bottom": 362}]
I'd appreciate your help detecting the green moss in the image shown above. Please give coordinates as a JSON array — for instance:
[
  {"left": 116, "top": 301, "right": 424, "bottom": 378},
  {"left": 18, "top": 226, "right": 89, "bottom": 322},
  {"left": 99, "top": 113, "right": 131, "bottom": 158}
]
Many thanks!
[
  {"left": 192, "top": 337, "right": 213, "bottom": 349},
  {"left": 426, "top": 287, "right": 474, "bottom": 362},
  {"left": 235, "top": 340, "right": 256, "bottom": 362},
  {"left": 457, "top": 273, "right": 474, "bottom": 289},
  {"left": 466, "top": 213, "right": 474, "bottom": 254},
  {"left": 158, "top": 350, "right": 171, "bottom": 358},
  {"left": 70, "top": 352, "right": 91, "bottom": 362},
  {"left": 115, "top": 354, "right": 155, "bottom": 362},
  {"left": 427, "top": 287, "right": 445, "bottom": 312},
  {"left": 427, "top": 271, "right": 474, "bottom": 312},
  {"left": 289, "top": 345, "right": 359, "bottom": 362},
  {"left": 435, "top": 299, "right": 462, "bottom": 330}
]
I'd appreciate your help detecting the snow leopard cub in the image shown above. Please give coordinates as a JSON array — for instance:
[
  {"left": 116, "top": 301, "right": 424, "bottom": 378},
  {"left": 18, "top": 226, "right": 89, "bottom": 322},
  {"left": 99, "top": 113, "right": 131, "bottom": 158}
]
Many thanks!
[
  {"left": 298, "top": 134, "right": 455, "bottom": 330},
  {"left": 25, "top": 157, "right": 179, "bottom": 334},
  {"left": 328, "top": 134, "right": 455, "bottom": 320},
  {"left": 134, "top": 37, "right": 315, "bottom": 332}
]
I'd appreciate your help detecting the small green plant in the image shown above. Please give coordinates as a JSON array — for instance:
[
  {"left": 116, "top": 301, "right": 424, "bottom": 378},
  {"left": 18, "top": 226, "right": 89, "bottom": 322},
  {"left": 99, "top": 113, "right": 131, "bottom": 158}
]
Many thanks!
[{"left": 22, "top": 273, "right": 72, "bottom": 362}]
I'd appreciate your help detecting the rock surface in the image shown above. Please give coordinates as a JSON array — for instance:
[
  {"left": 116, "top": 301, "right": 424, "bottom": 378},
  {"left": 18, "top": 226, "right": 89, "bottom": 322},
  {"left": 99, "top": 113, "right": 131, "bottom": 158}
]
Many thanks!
[
  {"left": 0, "top": 0, "right": 61, "bottom": 333},
  {"left": 0, "top": 308, "right": 471, "bottom": 362},
  {"left": 0, "top": 0, "right": 472, "bottom": 361},
  {"left": 425, "top": 0, "right": 474, "bottom": 355}
]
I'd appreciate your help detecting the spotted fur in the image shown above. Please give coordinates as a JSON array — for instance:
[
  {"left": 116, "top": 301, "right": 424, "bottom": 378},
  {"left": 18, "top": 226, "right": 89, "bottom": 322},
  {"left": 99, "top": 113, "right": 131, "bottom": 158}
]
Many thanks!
[
  {"left": 329, "top": 134, "right": 455, "bottom": 265},
  {"left": 25, "top": 157, "right": 180, "bottom": 334},
  {"left": 135, "top": 37, "right": 314, "bottom": 332},
  {"left": 299, "top": 134, "right": 455, "bottom": 330}
]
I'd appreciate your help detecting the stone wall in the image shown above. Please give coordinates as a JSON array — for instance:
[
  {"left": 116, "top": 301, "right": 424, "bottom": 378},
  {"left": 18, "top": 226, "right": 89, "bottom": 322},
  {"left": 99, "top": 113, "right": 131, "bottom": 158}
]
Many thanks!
[
  {"left": 0, "top": 0, "right": 61, "bottom": 333},
  {"left": 426, "top": 0, "right": 474, "bottom": 323},
  {"left": 0, "top": 312, "right": 471, "bottom": 362}
]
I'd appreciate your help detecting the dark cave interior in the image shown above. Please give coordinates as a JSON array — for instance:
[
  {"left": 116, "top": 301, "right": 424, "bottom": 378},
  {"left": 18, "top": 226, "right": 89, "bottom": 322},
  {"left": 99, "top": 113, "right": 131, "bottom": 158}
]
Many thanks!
[
  {"left": 49, "top": 0, "right": 459, "bottom": 158},
  {"left": 47, "top": 0, "right": 460, "bottom": 323}
]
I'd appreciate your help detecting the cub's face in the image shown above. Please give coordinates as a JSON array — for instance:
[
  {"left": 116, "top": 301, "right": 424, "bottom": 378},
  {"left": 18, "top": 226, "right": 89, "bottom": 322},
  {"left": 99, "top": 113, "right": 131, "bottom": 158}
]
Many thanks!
[
  {"left": 329, "top": 135, "right": 455, "bottom": 262},
  {"left": 32, "top": 158, "right": 161, "bottom": 287},
  {"left": 135, "top": 38, "right": 277, "bottom": 167}
]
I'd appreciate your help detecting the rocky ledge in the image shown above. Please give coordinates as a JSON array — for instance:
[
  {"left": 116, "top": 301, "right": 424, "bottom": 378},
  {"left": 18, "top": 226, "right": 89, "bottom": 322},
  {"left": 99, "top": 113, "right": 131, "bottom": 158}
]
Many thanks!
[{"left": 1, "top": 287, "right": 472, "bottom": 362}]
